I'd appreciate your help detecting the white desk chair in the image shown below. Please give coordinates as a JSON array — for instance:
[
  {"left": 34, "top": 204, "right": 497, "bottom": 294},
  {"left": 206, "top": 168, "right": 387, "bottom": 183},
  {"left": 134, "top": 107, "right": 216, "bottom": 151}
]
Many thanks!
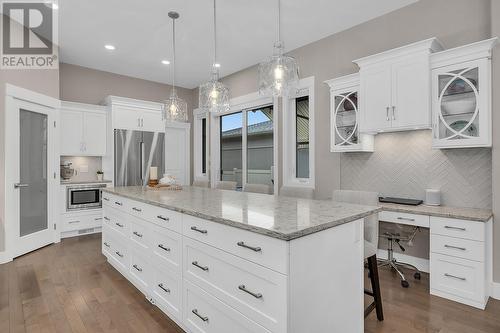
[
  {"left": 192, "top": 180, "right": 210, "bottom": 188},
  {"left": 333, "top": 190, "right": 384, "bottom": 321},
  {"left": 243, "top": 183, "right": 271, "bottom": 194},
  {"left": 279, "top": 186, "right": 314, "bottom": 199},
  {"left": 216, "top": 181, "right": 237, "bottom": 191}
]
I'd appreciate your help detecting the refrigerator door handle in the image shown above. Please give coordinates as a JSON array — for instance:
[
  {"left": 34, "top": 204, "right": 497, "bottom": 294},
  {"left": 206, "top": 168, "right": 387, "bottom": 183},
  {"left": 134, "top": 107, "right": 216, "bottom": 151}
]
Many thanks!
[{"left": 140, "top": 141, "right": 144, "bottom": 181}]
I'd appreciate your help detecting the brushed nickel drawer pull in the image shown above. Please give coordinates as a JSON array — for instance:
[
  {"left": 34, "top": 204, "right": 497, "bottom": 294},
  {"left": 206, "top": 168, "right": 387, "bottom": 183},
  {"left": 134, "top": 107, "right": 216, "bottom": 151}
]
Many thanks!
[
  {"left": 158, "top": 283, "right": 170, "bottom": 293},
  {"left": 386, "top": 106, "right": 390, "bottom": 121},
  {"left": 157, "top": 215, "right": 170, "bottom": 221},
  {"left": 68, "top": 220, "right": 80, "bottom": 224},
  {"left": 133, "top": 231, "right": 143, "bottom": 238},
  {"left": 237, "top": 241, "right": 262, "bottom": 252},
  {"left": 115, "top": 222, "right": 124, "bottom": 228},
  {"left": 158, "top": 244, "right": 171, "bottom": 252},
  {"left": 103, "top": 242, "right": 110, "bottom": 247},
  {"left": 103, "top": 197, "right": 109, "bottom": 201},
  {"left": 115, "top": 251, "right": 123, "bottom": 258},
  {"left": 191, "top": 226, "right": 208, "bottom": 234},
  {"left": 192, "top": 309, "right": 209, "bottom": 322},
  {"left": 104, "top": 216, "right": 110, "bottom": 221},
  {"left": 444, "top": 273, "right": 466, "bottom": 281},
  {"left": 444, "top": 244, "right": 466, "bottom": 251},
  {"left": 114, "top": 201, "right": 123, "bottom": 206},
  {"left": 192, "top": 261, "right": 209, "bottom": 271},
  {"left": 392, "top": 106, "right": 396, "bottom": 120},
  {"left": 132, "top": 207, "right": 142, "bottom": 212},
  {"left": 444, "top": 226, "right": 466, "bottom": 231},
  {"left": 238, "top": 284, "right": 263, "bottom": 299},
  {"left": 133, "top": 264, "right": 142, "bottom": 272},
  {"left": 94, "top": 217, "right": 102, "bottom": 221},
  {"left": 397, "top": 217, "right": 415, "bottom": 222}
]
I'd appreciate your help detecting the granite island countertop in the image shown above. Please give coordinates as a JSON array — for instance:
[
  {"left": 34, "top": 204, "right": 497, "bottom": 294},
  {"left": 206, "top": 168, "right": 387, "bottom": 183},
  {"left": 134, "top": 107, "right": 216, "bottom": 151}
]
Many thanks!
[{"left": 103, "top": 186, "right": 381, "bottom": 241}]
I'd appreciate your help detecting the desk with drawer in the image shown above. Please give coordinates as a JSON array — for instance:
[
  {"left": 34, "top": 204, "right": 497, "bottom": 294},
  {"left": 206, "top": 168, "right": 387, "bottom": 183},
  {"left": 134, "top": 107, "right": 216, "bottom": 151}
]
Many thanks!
[
  {"left": 379, "top": 205, "right": 493, "bottom": 309},
  {"left": 101, "top": 187, "right": 380, "bottom": 333}
]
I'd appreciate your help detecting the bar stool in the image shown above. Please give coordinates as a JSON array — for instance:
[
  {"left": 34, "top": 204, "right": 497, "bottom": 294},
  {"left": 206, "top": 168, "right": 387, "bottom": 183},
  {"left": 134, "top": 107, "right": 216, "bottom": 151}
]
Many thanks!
[{"left": 332, "top": 190, "right": 384, "bottom": 321}]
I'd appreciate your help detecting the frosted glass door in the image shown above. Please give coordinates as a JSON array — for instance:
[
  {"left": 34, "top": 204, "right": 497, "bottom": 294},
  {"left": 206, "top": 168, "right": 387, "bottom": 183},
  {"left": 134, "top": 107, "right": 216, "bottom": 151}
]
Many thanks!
[{"left": 19, "top": 109, "right": 48, "bottom": 237}]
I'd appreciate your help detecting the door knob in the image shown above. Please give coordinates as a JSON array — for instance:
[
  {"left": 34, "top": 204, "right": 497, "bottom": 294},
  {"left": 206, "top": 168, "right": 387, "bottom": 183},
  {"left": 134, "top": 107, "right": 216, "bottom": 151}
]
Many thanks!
[{"left": 14, "top": 183, "right": 29, "bottom": 188}]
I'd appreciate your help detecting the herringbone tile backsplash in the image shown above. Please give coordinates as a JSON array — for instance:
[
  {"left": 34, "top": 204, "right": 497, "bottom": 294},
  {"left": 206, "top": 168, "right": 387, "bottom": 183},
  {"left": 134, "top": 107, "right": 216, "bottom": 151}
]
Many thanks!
[{"left": 340, "top": 130, "right": 492, "bottom": 209}]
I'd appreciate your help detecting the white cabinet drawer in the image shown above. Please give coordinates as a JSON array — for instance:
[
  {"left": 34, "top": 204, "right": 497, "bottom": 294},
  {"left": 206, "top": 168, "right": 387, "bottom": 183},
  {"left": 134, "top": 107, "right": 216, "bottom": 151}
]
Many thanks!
[
  {"left": 129, "top": 251, "right": 152, "bottom": 295},
  {"left": 431, "top": 217, "right": 485, "bottom": 241},
  {"left": 103, "top": 207, "right": 129, "bottom": 239},
  {"left": 150, "top": 223, "right": 182, "bottom": 273},
  {"left": 379, "top": 211, "right": 430, "bottom": 227},
  {"left": 183, "top": 215, "right": 288, "bottom": 274},
  {"left": 430, "top": 253, "right": 485, "bottom": 303},
  {"left": 122, "top": 198, "right": 183, "bottom": 234},
  {"left": 62, "top": 213, "right": 101, "bottom": 231},
  {"left": 183, "top": 280, "right": 271, "bottom": 333},
  {"left": 102, "top": 226, "right": 113, "bottom": 257},
  {"left": 151, "top": 266, "right": 182, "bottom": 322},
  {"left": 109, "top": 234, "right": 129, "bottom": 274},
  {"left": 101, "top": 192, "right": 115, "bottom": 206},
  {"left": 183, "top": 238, "right": 287, "bottom": 333},
  {"left": 129, "top": 216, "right": 152, "bottom": 251},
  {"left": 431, "top": 234, "right": 484, "bottom": 262}
]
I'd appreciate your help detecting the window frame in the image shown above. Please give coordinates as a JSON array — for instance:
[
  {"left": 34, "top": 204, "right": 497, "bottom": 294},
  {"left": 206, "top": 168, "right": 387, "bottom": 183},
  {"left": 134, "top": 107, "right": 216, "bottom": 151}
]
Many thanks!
[
  {"left": 210, "top": 92, "right": 278, "bottom": 193},
  {"left": 283, "top": 76, "right": 315, "bottom": 189},
  {"left": 193, "top": 108, "right": 209, "bottom": 181}
]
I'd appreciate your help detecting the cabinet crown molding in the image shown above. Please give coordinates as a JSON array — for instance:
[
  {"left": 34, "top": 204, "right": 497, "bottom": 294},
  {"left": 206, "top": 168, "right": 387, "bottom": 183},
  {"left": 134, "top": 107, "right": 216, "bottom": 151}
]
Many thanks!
[
  {"left": 104, "top": 95, "right": 163, "bottom": 112},
  {"left": 61, "top": 101, "right": 107, "bottom": 113},
  {"left": 430, "top": 37, "right": 499, "bottom": 69},
  {"left": 353, "top": 37, "right": 444, "bottom": 68},
  {"left": 324, "top": 73, "right": 359, "bottom": 90}
]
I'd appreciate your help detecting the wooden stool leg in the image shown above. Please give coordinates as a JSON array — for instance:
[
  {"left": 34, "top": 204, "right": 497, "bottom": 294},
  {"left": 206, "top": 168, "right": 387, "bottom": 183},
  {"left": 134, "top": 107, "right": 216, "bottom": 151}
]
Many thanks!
[{"left": 368, "top": 254, "right": 384, "bottom": 321}]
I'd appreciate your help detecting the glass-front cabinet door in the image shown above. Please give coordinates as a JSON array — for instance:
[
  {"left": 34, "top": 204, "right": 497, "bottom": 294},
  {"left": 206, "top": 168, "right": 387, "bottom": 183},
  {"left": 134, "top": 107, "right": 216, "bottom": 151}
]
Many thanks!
[
  {"left": 430, "top": 38, "right": 497, "bottom": 148},
  {"left": 326, "top": 73, "right": 373, "bottom": 152}
]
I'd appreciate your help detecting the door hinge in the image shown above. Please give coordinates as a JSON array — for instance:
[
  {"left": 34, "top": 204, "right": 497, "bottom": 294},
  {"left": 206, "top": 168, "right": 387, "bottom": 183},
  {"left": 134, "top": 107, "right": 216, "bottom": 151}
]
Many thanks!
[
  {"left": 53, "top": 121, "right": 56, "bottom": 128},
  {"left": 53, "top": 224, "right": 57, "bottom": 230},
  {"left": 53, "top": 172, "right": 56, "bottom": 179}
]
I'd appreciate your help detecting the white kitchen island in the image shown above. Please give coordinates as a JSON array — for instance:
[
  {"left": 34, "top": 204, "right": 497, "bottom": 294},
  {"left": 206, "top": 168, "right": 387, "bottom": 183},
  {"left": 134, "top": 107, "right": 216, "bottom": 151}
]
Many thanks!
[{"left": 101, "top": 186, "right": 381, "bottom": 333}]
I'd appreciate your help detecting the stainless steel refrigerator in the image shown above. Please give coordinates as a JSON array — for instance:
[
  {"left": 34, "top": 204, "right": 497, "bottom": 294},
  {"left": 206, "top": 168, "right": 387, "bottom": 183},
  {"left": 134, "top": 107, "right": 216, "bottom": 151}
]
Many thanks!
[{"left": 114, "top": 129, "right": 165, "bottom": 186}]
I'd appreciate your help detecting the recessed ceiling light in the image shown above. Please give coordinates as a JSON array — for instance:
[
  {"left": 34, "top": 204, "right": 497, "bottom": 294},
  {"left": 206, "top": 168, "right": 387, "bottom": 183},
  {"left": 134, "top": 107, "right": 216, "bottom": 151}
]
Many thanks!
[
  {"left": 214, "top": 63, "right": 221, "bottom": 68},
  {"left": 161, "top": 60, "right": 170, "bottom": 65},
  {"left": 104, "top": 44, "right": 115, "bottom": 50}
]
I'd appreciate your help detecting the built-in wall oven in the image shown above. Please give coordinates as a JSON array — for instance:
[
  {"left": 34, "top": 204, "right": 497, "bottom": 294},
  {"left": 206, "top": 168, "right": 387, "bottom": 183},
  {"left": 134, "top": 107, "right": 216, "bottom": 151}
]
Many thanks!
[{"left": 66, "top": 184, "right": 106, "bottom": 211}]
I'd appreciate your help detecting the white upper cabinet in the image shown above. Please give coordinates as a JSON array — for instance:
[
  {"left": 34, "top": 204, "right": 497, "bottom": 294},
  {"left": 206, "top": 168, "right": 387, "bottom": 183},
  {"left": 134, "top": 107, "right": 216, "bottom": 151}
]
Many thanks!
[
  {"left": 354, "top": 38, "right": 444, "bottom": 133},
  {"left": 325, "top": 73, "right": 374, "bottom": 152},
  {"left": 106, "top": 96, "right": 164, "bottom": 133},
  {"left": 430, "top": 38, "right": 498, "bottom": 149},
  {"left": 60, "top": 102, "right": 107, "bottom": 156}
]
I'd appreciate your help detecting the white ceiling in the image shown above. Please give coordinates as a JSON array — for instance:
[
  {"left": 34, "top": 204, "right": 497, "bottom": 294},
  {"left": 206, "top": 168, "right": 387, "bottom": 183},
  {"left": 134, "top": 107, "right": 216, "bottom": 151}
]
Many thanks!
[{"left": 59, "top": 0, "right": 417, "bottom": 89}]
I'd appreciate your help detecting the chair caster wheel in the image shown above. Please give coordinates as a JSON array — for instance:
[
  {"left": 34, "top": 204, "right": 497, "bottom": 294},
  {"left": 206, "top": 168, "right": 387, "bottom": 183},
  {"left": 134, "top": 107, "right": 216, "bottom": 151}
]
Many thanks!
[
  {"left": 414, "top": 272, "right": 421, "bottom": 280},
  {"left": 401, "top": 280, "right": 409, "bottom": 288}
]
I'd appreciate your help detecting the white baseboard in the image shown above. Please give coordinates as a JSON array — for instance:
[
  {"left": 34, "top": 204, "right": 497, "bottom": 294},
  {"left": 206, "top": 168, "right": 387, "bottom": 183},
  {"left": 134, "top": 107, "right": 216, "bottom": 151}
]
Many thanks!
[
  {"left": 491, "top": 282, "right": 500, "bottom": 300},
  {"left": 377, "top": 249, "right": 430, "bottom": 273},
  {"left": 0, "top": 251, "right": 13, "bottom": 265}
]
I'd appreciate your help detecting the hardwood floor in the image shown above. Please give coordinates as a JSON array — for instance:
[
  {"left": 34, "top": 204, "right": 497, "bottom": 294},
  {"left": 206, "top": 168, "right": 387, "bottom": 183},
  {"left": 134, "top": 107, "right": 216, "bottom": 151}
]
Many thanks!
[{"left": 1, "top": 234, "right": 499, "bottom": 333}]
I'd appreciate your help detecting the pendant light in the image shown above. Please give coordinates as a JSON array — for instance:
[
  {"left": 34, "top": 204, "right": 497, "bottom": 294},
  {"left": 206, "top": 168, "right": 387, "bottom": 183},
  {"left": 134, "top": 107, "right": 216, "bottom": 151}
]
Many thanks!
[
  {"left": 199, "top": 0, "right": 230, "bottom": 113},
  {"left": 258, "top": 0, "right": 299, "bottom": 97},
  {"left": 163, "top": 11, "right": 188, "bottom": 122}
]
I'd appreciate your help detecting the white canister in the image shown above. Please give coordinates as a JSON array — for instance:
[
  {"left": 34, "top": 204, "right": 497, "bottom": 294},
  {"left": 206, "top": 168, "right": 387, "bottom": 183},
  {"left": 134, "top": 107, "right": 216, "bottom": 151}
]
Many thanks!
[{"left": 425, "top": 189, "right": 441, "bottom": 206}]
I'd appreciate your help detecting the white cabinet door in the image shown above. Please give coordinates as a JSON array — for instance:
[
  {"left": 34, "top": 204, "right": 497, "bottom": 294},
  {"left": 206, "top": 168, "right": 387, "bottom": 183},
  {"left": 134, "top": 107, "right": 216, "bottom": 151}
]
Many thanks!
[
  {"left": 113, "top": 106, "right": 141, "bottom": 130},
  {"left": 391, "top": 57, "right": 431, "bottom": 130},
  {"left": 60, "top": 110, "right": 84, "bottom": 155},
  {"left": 83, "top": 112, "right": 107, "bottom": 155},
  {"left": 165, "top": 125, "right": 189, "bottom": 185},
  {"left": 359, "top": 66, "right": 392, "bottom": 132},
  {"left": 142, "top": 110, "right": 164, "bottom": 132}
]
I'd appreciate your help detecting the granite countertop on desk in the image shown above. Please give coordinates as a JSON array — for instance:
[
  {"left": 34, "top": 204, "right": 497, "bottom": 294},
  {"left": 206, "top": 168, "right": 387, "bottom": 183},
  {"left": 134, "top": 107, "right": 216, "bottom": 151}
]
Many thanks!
[
  {"left": 61, "top": 179, "right": 112, "bottom": 185},
  {"left": 103, "top": 186, "right": 381, "bottom": 241},
  {"left": 380, "top": 202, "right": 493, "bottom": 222}
]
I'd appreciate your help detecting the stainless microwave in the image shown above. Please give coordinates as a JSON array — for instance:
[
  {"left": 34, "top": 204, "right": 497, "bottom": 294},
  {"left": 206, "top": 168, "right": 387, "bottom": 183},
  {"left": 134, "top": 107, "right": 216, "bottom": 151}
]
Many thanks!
[{"left": 66, "top": 184, "right": 106, "bottom": 211}]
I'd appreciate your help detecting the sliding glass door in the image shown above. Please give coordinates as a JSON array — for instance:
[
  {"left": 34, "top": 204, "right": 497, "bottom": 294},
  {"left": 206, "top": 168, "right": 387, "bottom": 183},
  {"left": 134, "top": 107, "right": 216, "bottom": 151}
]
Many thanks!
[{"left": 220, "top": 112, "right": 243, "bottom": 188}]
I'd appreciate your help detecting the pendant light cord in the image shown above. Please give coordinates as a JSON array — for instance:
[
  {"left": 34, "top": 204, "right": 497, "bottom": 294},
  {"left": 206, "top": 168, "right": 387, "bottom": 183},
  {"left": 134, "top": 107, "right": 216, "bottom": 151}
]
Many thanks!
[
  {"left": 172, "top": 16, "right": 176, "bottom": 92},
  {"left": 277, "top": 0, "right": 281, "bottom": 42},
  {"left": 214, "top": 0, "right": 217, "bottom": 67}
]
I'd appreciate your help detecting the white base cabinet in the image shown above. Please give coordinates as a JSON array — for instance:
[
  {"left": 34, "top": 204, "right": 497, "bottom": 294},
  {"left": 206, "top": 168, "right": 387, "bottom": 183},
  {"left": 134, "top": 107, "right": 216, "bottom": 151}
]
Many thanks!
[{"left": 102, "top": 191, "right": 364, "bottom": 333}]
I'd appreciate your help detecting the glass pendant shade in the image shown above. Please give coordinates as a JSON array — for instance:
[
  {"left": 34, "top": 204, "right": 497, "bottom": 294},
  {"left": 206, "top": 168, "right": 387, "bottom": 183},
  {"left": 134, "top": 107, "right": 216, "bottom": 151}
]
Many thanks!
[
  {"left": 199, "top": 67, "right": 230, "bottom": 113},
  {"left": 259, "top": 41, "right": 299, "bottom": 97},
  {"left": 163, "top": 88, "right": 188, "bottom": 122},
  {"left": 162, "top": 11, "right": 188, "bottom": 122}
]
